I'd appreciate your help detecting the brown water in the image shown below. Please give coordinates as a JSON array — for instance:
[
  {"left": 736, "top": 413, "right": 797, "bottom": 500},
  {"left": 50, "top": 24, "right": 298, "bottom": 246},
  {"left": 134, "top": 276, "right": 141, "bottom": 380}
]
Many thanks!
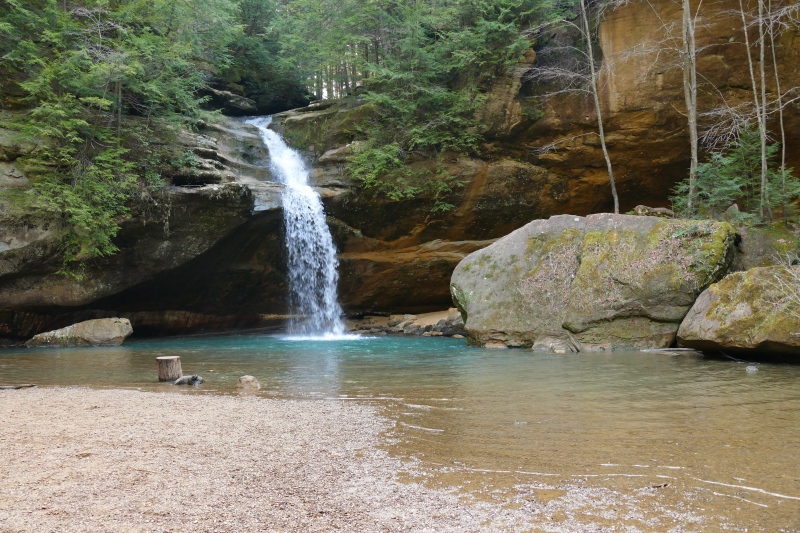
[{"left": 1, "top": 335, "right": 798, "bottom": 531}]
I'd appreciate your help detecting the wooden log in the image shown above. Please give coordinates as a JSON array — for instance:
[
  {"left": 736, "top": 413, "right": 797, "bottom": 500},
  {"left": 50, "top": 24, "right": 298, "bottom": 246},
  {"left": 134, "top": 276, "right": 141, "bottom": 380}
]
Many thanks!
[{"left": 156, "top": 356, "right": 182, "bottom": 382}]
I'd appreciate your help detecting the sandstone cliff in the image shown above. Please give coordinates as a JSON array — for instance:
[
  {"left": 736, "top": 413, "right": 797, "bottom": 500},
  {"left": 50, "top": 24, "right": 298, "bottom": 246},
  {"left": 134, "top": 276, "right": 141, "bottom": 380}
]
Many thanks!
[{"left": 1, "top": 0, "right": 798, "bottom": 340}]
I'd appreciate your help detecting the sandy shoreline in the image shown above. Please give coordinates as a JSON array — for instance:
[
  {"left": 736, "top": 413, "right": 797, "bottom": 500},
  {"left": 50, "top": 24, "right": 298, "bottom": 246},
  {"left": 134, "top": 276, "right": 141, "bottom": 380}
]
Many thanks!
[
  {"left": 0, "top": 387, "right": 526, "bottom": 532},
  {"left": 2, "top": 387, "right": 765, "bottom": 532}
]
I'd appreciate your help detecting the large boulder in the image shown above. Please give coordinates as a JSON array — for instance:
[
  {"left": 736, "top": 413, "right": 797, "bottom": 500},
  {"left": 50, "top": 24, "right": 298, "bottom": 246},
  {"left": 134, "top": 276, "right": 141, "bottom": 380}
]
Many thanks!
[
  {"left": 733, "top": 224, "right": 800, "bottom": 272},
  {"left": 678, "top": 266, "right": 800, "bottom": 355},
  {"left": 450, "top": 214, "right": 738, "bottom": 350},
  {"left": 25, "top": 318, "right": 133, "bottom": 348}
]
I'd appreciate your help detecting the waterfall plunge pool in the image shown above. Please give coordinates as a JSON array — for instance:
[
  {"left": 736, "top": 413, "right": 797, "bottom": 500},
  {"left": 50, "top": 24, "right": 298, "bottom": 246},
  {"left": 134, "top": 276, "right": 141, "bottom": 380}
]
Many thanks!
[{"left": 1, "top": 334, "right": 798, "bottom": 530}]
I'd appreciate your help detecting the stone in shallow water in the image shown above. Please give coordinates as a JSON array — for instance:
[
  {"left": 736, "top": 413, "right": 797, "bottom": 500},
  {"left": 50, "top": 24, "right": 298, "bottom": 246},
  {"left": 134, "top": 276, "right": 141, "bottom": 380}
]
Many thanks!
[
  {"left": 450, "top": 214, "right": 737, "bottom": 350},
  {"left": 403, "top": 324, "right": 421, "bottom": 335},
  {"left": 678, "top": 265, "right": 800, "bottom": 357},
  {"left": 25, "top": 318, "right": 133, "bottom": 348},
  {"left": 237, "top": 375, "right": 260, "bottom": 390},
  {"left": 173, "top": 375, "right": 204, "bottom": 386},
  {"left": 484, "top": 340, "right": 508, "bottom": 349}
]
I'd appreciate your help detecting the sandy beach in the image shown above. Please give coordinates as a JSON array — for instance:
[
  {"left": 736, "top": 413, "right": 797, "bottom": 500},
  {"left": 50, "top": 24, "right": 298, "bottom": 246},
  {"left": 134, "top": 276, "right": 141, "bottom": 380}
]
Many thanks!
[
  {"left": 0, "top": 388, "right": 541, "bottom": 533},
  {"left": 0, "top": 387, "right": 762, "bottom": 532}
]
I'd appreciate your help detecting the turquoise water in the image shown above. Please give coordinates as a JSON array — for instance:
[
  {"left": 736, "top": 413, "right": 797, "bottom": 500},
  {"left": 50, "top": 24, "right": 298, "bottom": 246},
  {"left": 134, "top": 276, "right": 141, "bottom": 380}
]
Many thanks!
[{"left": 2, "top": 335, "right": 799, "bottom": 529}]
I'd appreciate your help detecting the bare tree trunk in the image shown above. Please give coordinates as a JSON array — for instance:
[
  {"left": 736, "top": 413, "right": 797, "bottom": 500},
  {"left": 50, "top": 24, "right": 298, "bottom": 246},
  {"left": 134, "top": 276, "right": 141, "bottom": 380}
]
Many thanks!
[
  {"left": 758, "top": 0, "right": 770, "bottom": 221},
  {"left": 739, "top": 0, "right": 767, "bottom": 220},
  {"left": 326, "top": 65, "right": 334, "bottom": 100},
  {"left": 768, "top": 0, "right": 787, "bottom": 219},
  {"left": 378, "top": 11, "right": 389, "bottom": 55},
  {"left": 156, "top": 356, "right": 182, "bottom": 382},
  {"left": 342, "top": 61, "right": 351, "bottom": 94},
  {"left": 351, "top": 47, "right": 358, "bottom": 87},
  {"left": 581, "top": 0, "right": 619, "bottom": 213},
  {"left": 116, "top": 81, "right": 122, "bottom": 143},
  {"left": 682, "top": 0, "right": 699, "bottom": 214}
]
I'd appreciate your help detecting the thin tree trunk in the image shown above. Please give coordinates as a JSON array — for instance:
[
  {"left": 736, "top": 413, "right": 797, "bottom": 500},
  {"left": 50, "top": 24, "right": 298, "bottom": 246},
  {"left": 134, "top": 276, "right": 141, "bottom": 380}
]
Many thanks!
[
  {"left": 378, "top": 11, "right": 389, "bottom": 55},
  {"left": 682, "top": 0, "right": 699, "bottom": 214},
  {"left": 351, "top": 48, "right": 358, "bottom": 87},
  {"left": 326, "top": 65, "right": 334, "bottom": 100},
  {"left": 739, "top": 0, "right": 767, "bottom": 220},
  {"left": 581, "top": 0, "right": 619, "bottom": 214},
  {"left": 342, "top": 61, "right": 351, "bottom": 94},
  {"left": 768, "top": 0, "right": 787, "bottom": 219},
  {"left": 116, "top": 82, "right": 122, "bottom": 143},
  {"left": 758, "top": 0, "right": 770, "bottom": 221}
]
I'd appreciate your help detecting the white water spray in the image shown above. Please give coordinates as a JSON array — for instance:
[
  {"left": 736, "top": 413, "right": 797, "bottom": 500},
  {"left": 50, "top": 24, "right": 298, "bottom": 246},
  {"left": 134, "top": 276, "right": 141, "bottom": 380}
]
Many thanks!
[{"left": 246, "top": 116, "right": 346, "bottom": 337}]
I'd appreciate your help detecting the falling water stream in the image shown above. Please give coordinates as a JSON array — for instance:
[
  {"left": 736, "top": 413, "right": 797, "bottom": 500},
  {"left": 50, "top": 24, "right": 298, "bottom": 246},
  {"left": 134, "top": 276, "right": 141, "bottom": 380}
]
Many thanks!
[{"left": 246, "top": 117, "right": 346, "bottom": 338}]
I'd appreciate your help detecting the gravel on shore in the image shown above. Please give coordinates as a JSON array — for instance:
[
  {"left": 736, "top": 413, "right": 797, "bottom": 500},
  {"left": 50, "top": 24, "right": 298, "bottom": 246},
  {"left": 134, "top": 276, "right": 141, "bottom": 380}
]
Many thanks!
[
  {"left": 0, "top": 388, "right": 712, "bottom": 532},
  {"left": 0, "top": 388, "right": 514, "bottom": 532}
]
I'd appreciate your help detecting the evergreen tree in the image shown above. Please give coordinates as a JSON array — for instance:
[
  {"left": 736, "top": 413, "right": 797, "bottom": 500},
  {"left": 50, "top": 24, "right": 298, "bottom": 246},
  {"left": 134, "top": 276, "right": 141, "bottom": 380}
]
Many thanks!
[{"left": 671, "top": 128, "right": 800, "bottom": 222}]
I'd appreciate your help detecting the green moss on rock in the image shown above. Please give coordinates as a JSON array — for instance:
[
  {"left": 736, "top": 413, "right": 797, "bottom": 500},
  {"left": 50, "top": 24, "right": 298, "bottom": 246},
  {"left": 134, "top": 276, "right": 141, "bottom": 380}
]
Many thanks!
[
  {"left": 451, "top": 213, "right": 738, "bottom": 351},
  {"left": 678, "top": 265, "right": 800, "bottom": 356}
]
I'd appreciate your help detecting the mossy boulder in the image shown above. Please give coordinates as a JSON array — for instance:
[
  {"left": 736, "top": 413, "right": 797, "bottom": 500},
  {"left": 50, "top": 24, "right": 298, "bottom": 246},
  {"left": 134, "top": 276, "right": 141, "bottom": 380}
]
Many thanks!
[
  {"left": 678, "top": 265, "right": 800, "bottom": 356},
  {"left": 734, "top": 224, "right": 800, "bottom": 272},
  {"left": 450, "top": 214, "right": 738, "bottom": 350},
  {"left": 450, "top": 214, "right": 586, "bottom": 348}
]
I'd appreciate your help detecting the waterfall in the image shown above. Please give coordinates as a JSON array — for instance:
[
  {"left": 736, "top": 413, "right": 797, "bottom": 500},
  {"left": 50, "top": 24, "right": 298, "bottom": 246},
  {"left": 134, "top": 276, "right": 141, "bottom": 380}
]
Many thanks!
[{"left": 246, "top": 116, "right": 346, "bottom": 337}]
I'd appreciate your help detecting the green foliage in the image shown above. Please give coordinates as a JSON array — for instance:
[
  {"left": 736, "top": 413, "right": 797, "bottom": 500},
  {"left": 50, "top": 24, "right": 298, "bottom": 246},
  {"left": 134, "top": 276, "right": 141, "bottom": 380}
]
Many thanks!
[
  {"left": 223, "top": 0, "right": 310, "bottom": 113},
  {"left": 0, "top": 0, "right": 242, "bottom": 273},
  {"left": 671, "top": 128, "right": 800, "bottom": 223},
  {"left": 278, "top": 0, "right": 541, "bottom": 207}
]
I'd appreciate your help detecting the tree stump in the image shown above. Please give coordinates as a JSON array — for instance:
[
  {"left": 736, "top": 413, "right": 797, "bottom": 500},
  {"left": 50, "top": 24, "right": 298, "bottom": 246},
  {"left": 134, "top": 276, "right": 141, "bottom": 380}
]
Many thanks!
[{"left": 156, "top": 356, "right": 182, "bottom": 382}]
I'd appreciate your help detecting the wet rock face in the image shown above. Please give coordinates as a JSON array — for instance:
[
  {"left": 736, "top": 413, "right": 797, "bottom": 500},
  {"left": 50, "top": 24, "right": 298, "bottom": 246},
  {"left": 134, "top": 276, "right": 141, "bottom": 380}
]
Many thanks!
[
  {"left": 25, "top": 318, "right": 133, "bottom": 348},
  {"left": 450, "top": 214, "right": 738, "bottom": 350},
  {"left": 678, "top": 266, "right": 800, "bottom": 357}
]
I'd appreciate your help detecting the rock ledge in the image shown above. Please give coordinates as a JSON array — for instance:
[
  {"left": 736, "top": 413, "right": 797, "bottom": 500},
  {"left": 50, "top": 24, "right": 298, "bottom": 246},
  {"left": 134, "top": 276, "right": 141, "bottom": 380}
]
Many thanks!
[{"left": 25, "top": 318, "right": 133, "bottom": 348}]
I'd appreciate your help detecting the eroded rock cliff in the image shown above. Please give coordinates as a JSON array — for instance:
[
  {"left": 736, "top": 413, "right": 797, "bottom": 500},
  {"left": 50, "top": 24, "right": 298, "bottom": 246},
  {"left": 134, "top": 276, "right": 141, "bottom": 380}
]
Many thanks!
[{"left": 1, "top": 0, "right": 799, "bottom": 340}]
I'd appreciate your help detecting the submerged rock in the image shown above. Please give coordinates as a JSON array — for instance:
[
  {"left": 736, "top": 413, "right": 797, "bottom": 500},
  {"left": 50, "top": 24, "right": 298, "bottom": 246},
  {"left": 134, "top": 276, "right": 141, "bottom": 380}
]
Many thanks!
[
  {"left": 237, "top": 375, "right": 260, "bottom": 390},
  {"left": 450, "top": 214, "right": 737, "bottom": 351},
  {"left": 25, "top": 318, "right": 133, "bottom": 348},
  {"left": 677, "top": 265, "right": 800, "bottom": 356},
  {"left": 173, "top": 375, "right": 204, "bottom": 386}
]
